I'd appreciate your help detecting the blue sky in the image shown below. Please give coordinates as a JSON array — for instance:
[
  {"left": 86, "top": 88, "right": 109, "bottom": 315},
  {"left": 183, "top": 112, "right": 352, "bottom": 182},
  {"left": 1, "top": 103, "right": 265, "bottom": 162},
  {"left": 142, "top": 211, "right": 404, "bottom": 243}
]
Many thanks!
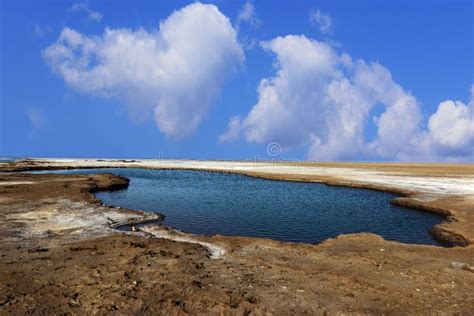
[{"left": 0, "top": 0, "right": 472, "bottom": 161}]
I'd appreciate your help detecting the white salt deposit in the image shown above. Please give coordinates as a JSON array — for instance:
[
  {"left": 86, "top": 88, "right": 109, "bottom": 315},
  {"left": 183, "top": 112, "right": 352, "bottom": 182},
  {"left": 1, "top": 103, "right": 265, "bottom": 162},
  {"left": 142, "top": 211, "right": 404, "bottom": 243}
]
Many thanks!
[{"left": 141, "top": 226, "right": 226, "bottom": 259}]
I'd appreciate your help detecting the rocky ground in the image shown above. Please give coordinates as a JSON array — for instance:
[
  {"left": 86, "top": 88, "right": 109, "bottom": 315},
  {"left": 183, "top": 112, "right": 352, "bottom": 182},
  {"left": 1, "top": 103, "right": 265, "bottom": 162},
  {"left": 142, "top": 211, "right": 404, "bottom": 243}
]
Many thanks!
[{"left": 0, "top": 160, "right": 473, "bottom": 314}]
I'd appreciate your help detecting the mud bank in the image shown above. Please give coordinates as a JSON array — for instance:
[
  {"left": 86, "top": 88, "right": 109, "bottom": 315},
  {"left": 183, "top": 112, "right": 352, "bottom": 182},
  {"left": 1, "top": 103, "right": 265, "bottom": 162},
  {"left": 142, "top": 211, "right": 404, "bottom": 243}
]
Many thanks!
[
  {"left": 1, "top": 160, "right": 474, "bottom": 314},
  {"left": 0, "top": 173, "right": 161, "bottom": 243}
]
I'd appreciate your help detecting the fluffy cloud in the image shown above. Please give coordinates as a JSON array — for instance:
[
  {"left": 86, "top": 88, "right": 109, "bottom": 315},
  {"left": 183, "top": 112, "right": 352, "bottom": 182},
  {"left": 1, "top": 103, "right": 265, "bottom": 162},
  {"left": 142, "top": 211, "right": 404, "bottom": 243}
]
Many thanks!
[
  {"left": 70, "top": 2, "right": 103, "bottom": 22},
  {"left": 44, "top": 2, "right": 244, "bottom": 139},
  {"left": 309, "top": 10, "right": 333, "bottom": 35},
  {"left": 219, "top": 115, "right": 243, "bottom": 143},
  {"left": 220, "top": 35, "right": 472, "bottom": 161},
  {"left": 423, "top": 87, "right": 474, "bottom": 158}
]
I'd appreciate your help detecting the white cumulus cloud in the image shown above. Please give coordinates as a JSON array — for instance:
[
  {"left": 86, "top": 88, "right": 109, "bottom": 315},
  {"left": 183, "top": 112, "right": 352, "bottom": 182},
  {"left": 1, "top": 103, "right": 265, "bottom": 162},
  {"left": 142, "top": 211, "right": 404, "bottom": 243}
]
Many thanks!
[
  {"left": 219, "top": 115, "right": 243, "bottom": 143},
  {"left": 220, "top": 35, "right": 472, "bottom": 161},
  {"left": 43, "top": 2, "right": 244, "bottom": 139},
  {"left": 423, "top": 87, "right": 474, "bottom": 158}
]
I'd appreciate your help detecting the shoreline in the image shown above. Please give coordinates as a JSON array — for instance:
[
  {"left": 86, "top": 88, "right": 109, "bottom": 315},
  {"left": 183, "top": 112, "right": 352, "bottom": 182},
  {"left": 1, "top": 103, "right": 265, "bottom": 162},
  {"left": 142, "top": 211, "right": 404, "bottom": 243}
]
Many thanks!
[
  {"left": 77, "top": 168, "right": 450, "bottom": 247},
  {"left": 1, "top": 159, "right": 473, "bottom": 313},
  {"left": 2, "top": 158, "right": 473, "bottom": 246}
]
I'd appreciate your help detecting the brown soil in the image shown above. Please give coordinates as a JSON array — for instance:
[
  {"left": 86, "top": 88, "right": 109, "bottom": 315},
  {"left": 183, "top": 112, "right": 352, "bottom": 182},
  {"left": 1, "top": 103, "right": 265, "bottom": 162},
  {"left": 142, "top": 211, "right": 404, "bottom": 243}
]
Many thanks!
[{"left": 0, "top": 163, "right": 473, "bottom": 314}]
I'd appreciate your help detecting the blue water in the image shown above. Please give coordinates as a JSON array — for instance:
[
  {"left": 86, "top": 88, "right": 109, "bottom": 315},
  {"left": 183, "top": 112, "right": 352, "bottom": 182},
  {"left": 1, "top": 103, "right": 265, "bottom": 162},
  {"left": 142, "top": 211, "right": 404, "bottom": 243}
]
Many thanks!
[
  {"left": 0, "top": 157, "right": 18, "bottom": 162},
  {"left": 43, "top": 168, "right": 443, "bottom": 245}
]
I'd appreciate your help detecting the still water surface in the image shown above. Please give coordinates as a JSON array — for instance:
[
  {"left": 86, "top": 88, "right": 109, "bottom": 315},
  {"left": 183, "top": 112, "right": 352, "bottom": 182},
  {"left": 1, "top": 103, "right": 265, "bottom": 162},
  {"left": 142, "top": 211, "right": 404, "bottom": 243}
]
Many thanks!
[{"left": 49, "top": 168, "right": 443, "bottom": 245}]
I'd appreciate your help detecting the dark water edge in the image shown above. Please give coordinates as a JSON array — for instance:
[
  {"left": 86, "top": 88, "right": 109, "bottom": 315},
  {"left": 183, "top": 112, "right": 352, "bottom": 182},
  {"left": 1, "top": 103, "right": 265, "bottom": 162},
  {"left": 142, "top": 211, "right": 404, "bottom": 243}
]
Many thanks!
[
  {"left": 33, "top": 168, "right": 443, "bottom": 245},
  {"left": 0, "top": 157, "right": 19, "bottom": 162}
]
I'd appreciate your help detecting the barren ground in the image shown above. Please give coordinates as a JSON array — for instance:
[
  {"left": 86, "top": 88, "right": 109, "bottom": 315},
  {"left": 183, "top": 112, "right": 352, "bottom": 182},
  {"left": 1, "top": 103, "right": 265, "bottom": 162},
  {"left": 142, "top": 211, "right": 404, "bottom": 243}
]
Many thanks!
[{"left": 0, "top": 159, "right": 473, "bottom": 314}]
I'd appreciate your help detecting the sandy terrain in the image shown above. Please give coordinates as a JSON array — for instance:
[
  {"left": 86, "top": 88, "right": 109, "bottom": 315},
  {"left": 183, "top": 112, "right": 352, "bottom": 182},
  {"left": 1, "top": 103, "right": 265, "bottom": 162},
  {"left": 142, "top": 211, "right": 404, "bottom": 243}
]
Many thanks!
[{"left": 1, "top": 159, "right": 473, "bottom": 314}]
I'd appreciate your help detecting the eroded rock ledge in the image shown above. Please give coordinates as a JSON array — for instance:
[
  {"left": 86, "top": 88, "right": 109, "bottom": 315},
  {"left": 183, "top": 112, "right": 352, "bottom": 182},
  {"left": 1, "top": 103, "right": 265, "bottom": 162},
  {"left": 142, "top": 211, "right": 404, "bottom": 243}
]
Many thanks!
[{"left": 0, "top": 172, "right": 160, "bottom": 243}]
